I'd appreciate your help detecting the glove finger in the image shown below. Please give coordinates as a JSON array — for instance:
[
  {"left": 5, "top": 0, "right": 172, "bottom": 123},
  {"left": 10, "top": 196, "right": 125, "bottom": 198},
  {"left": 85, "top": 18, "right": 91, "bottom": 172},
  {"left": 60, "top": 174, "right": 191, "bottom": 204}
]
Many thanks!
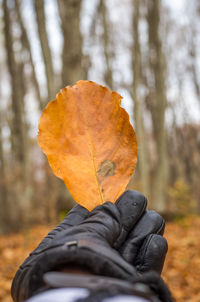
[
  {"left": 31, "top": 205, "right": 89, "bottom": 254},
  {"left": 114, "top": 190, "right": 147, "bottom": 248},
  {"left": 135, "top": 234, "right": 168, "bottom": 274},
  {"left": 52, "top": 204, "right": 90, "bottom": 233},
  {"left": 80, "top": 190, "right": 147, "bottom": 247},
  {"left": 120, "top": 210, "right": 165, "bottom": 263},
  {"left": 64, "top": 204, "right": 90, "bottom": 226}
]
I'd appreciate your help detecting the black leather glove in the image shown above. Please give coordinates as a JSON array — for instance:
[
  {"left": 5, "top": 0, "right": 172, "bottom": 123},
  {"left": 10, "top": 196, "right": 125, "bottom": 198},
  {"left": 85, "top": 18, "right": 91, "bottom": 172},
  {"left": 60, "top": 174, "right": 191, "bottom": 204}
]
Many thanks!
[
  {"left": 119, "top": 209, "right": 167, "bottom": 274},
  {"left": 11, "top": 190, "right": 171, "bottom": 302}
]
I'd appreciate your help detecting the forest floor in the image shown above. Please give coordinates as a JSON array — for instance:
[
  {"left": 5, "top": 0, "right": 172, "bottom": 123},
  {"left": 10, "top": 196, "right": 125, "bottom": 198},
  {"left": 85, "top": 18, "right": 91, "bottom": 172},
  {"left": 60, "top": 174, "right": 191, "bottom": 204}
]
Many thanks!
[{"left": 0, "top": 216, "right": 200, "bottom": 302}]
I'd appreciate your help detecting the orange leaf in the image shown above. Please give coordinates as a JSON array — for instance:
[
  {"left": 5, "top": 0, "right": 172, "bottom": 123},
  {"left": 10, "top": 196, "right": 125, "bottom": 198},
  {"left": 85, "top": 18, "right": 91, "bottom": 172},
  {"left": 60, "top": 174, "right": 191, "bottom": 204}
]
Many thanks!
[{"left": 38, "top": 81, "right": 137, "bottom": 211}]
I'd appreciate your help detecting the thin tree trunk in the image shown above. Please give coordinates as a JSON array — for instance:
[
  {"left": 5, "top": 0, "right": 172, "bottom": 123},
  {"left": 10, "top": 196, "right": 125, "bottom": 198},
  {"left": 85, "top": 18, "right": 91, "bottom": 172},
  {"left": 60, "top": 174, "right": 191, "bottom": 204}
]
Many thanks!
[
  {"left": 147, "top": 0, "right": 168, "bottom": 212},
  {"left": 131, "top": 0, "right": 150, "bottom": 197},
  {"left": 0, "top": 110, "right": 10, "bottom": 233},
  {"left": 55, "top": 0, "right": 87, "bottom": 213},
  {"left": 34, "top": 0, "right": 55, "bottom": 101},
  {"left": 99, "top": 0, "right": 113, "bottom": 89},
  {"left": 192, "top": 0, "right": 200, "bottom": 104},
  {"left": 58, "top": 0, "right": 85, "bottom": 86},
  {"left": 34, "top": 0, "right": 60, "bottom": 223},
  {"left": 190, "top": 39, "right": 200, "bottom": 105},
  {"left": 15, "top": 0, "right": 44, "bottom": 110},
  {"left": 3, "top": 0, "right": 28, "bottom": 228},
  {"left": 3, "top": 0, "right": 25, "bottom": 167}
]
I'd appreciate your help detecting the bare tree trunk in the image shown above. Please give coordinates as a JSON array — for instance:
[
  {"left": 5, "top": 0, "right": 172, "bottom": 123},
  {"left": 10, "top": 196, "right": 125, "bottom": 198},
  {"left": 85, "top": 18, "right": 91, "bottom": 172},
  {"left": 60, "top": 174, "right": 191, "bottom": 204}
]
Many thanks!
[
  {"left": 2, "top": 0, "right": 28, "bottom": 228},
  {"left": 131, "top": 0, "right": 150, "bottom": 197},
  {"left": 99, "top": 0, "right": 113, "bottom": 89},
  {"left": 147, "top": 0, "right": 168, "bottom": 212},
  {"left": 54, "top": 0, "right": 88, "bottom": 213},
  {"left": 0, "top": 110, "right": 10, "bottom": 233},
  {"left": 34, "top": 0, "right": 55, "bottom": 101},
  {"left": 190, "top": 39, "right": 200, "bottom": 105},
  {"left": 33, "top": 0, "right": 61, "bottom": 223},
  {"left": 58, "top": 0, "right": 85, "bottom": 86},
  {"left": 191, "top": 0, "right": 200, "bottom": 105},
  {"left": 3, "top": 0, "right": 26, "bottom": 167},
  {"left": 15, "top": 0, "right": 44, "bottom": 110}
]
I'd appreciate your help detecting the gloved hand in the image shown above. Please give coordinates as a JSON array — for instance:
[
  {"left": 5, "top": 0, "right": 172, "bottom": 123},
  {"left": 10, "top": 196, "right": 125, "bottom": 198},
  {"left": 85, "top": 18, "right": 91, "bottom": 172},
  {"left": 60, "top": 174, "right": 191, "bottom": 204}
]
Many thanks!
[
  {"left": 119, "top": 208, "right": 167, "bottom": 274},
  {"left": 11, "top": 190, "right": 170, "bottom": 302}
]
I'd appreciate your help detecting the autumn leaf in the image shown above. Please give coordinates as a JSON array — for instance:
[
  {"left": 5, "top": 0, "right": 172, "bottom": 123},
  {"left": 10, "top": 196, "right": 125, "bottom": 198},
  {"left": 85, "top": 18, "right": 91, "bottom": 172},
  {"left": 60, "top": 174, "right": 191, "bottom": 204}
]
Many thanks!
[{"left": 38, "top": 80, "right": 137, "bottom": 211}]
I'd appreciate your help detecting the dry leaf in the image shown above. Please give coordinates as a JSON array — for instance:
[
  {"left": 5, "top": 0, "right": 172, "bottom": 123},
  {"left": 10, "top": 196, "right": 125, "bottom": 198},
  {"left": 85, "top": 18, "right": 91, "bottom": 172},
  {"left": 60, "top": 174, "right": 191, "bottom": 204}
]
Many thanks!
[{"left": 38, "top": 80, "right": 137, "bottom": 210}]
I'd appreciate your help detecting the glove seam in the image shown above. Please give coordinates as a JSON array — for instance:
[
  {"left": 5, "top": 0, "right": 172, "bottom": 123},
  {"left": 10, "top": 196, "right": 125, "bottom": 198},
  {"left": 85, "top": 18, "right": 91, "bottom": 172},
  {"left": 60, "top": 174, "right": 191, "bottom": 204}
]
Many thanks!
[
  {"left": 156, "top": 219, "right": 165, "bottom": 235},
  {"left": 136, "top": 234, "right": 154, "bottom": 272}
]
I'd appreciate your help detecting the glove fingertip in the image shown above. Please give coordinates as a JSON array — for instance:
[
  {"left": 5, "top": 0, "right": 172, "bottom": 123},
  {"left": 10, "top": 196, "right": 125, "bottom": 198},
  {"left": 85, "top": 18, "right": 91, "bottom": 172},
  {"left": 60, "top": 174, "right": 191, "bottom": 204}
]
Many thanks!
[
  {"left": 136, "top": 234, "right": 168, "bottom": 274},
  {"left": 116, "top": 190, "right": 147, "bottom": 230},
  {"left": 66, "top": 204, "right": 90, "bottom": 225}
]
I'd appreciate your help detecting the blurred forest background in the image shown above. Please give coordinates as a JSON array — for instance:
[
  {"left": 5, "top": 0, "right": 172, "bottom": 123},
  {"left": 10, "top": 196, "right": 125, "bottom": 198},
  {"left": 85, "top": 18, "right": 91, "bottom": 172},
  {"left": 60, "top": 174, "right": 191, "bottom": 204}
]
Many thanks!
[
  {"left": 0, "top": 0, "right": 200, "bottom": 235},
  {"left": 0, "top": 1, "right": 200, "bottom": 301}
]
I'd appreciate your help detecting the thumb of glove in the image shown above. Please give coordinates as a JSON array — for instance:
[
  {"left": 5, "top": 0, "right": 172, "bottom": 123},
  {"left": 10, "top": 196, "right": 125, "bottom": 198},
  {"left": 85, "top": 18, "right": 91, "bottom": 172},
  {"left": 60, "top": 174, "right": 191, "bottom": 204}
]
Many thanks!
[{"left": 77, "top": 190, "right": 147, "bottom": 247}]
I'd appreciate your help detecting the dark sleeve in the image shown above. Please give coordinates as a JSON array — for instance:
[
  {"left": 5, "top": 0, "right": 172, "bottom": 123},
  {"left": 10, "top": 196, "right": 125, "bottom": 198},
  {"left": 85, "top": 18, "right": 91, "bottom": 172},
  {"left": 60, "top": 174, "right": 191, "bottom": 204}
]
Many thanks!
[{"left": 11, "top": 205, "right": 89, "bottom": 302}]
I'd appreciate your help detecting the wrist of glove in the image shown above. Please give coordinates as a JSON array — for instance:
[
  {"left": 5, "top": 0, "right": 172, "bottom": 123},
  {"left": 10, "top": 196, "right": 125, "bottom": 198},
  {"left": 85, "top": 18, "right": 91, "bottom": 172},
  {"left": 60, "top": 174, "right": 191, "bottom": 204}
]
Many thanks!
[
  {"left": 43, "top": 271, "right": 173, "bottom": 302},
  {"left": 11, "top": 191, "right": 172, "bottom": 302}
]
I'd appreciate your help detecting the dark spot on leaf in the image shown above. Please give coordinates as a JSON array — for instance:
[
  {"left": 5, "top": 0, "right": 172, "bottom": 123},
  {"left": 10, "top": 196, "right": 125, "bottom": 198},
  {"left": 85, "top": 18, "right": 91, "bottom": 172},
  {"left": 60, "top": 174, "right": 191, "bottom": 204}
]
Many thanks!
[{"left": 98, "top": 160, "right": 116, "bottom": 177}]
